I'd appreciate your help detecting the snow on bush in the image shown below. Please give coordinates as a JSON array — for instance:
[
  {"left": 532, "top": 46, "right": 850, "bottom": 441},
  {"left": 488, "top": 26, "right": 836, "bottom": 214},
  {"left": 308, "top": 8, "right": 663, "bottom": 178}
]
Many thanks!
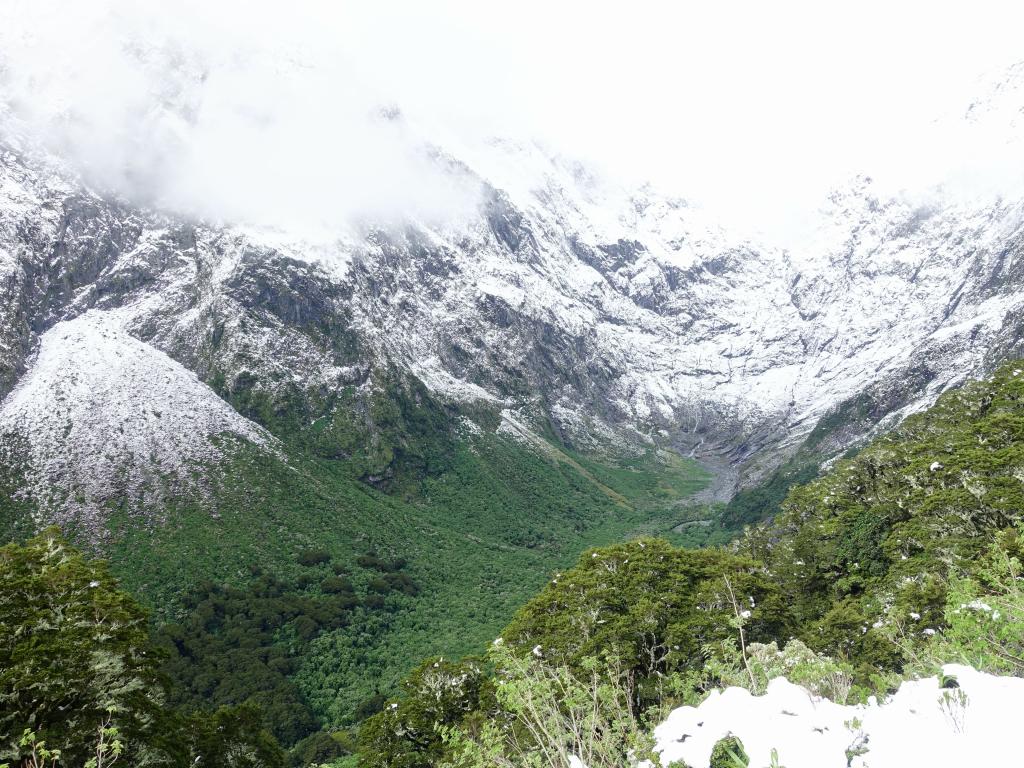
[{"left": 645, "top": 665, "right": 1021, "bottom": 768}]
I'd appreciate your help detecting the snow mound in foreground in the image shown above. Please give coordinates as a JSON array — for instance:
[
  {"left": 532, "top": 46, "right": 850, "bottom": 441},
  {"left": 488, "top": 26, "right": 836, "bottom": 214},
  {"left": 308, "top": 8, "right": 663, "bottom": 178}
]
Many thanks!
[
  {"left": 647, "top": 665, "right": 1019, "bottom": 768},
  {"left": 0, "top": 310, "right": 273, "bottom": 532}
]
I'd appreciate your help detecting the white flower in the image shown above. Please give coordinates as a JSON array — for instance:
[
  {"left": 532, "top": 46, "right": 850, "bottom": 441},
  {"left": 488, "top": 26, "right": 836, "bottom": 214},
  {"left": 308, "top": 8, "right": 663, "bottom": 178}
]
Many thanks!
[
  {"left": 740, "top": 610, "right": 752, "bottom": 619},
  {"left": 532, "top": 645, "right": 543, "bottom": 657},
  {"left": 910, "top": 612, "right": 921, "bottom": 621},
  {"left": 930, "top": 461, "right": 943, "bottom": 472},
  {"left": 88, "top": 580, "right": 100, "bottom": 588}
]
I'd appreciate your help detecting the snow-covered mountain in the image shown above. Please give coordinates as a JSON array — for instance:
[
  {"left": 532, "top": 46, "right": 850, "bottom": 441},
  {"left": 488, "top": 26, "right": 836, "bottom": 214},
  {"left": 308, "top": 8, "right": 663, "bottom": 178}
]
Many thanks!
[
  {"left": 2, "top": 67, "right": 1024, "bottom": 529},
  {"left": 0, "top": 310, "right": 273, "bottom": 535}
]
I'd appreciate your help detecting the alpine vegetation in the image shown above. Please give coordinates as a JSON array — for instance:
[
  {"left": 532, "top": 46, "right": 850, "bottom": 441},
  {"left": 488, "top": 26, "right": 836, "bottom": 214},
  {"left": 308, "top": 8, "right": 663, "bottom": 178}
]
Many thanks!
[{"left": 1, "top": 3, "right": 1024, "bottom": 767}]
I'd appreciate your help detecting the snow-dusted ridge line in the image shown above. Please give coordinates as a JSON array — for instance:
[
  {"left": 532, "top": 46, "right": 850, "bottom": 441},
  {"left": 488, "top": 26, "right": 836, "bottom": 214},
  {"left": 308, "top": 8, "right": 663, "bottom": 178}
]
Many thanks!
[
  {"left": 0, "top": 310, "right": 275, "bottom": 533},
  {"left": 2, "top": 62, "right": 1024, "bottom": 516},
  {"left": 643, "top": 665, "right": 1020, "bottom": 768}
]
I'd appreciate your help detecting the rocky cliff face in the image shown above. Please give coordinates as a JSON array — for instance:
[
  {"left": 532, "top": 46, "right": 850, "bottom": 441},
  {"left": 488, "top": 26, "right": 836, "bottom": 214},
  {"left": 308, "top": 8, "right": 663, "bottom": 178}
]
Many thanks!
[{"left": 2, "top": 81, "right": 1024, "bottom": 527}]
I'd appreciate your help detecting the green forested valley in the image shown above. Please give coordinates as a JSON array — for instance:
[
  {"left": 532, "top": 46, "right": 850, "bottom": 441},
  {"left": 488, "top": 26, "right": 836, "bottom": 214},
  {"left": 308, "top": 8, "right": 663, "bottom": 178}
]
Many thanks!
[
  {"left": 3, "top": 363, "right": 1024, "bottom": 766},
  {"left": 0, "top": 374, "right": 722, "bottom": 765}
]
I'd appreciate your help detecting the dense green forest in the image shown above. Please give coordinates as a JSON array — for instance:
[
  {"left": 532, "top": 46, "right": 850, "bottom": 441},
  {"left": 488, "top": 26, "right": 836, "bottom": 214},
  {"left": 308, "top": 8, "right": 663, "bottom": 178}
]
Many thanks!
[
  {"left": 0, "top": 529, "right": 288, "bottom": 768},
  {"left": 99, "top": 429, "right": 716, "bottom": 729},
  {"left": 3, "top": 363, "right": 1022, "bottom": 766},
  {"left": 0, "top": 372, "right": 725, "bottom": 764}
]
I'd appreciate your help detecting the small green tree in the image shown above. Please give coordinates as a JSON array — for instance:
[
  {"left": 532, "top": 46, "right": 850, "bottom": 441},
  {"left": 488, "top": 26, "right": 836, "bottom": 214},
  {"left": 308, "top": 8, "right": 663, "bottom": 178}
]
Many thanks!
[
  {"left": 182, "top": 705, "right": 287, "bottom": 768},
  {"left": 0, "top": 529, "right": 289, "bottom": 767},
  {"left": 441, "top": 646, "right": 655, "bottom": 768},
  {"left": 0, "top": 529, "right": 171, "bottom": 766},
  {"left": 84, "top": 709, "right": 124, "bottom": 768},
  {"left": 357, "top": 657, "right": 494, "bottom": 768},
  {"left": 919, "top": 527, "right": 1024, "bottom": 675},
  {"left": 501, "top": 539, "right": 792, "bottom": 710}
]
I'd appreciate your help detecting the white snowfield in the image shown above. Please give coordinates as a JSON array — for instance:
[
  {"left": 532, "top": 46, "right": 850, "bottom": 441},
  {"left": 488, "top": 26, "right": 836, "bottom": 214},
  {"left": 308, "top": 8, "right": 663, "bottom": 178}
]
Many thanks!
[{"left": 644, "top": 665, "right": 1020, "bottom": 768}]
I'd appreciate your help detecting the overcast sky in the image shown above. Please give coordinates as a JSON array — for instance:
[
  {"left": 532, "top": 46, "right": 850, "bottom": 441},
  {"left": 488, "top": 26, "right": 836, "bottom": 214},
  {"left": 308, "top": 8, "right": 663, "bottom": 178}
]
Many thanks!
[{"left": 1, "top": 0, "right": 1023, "bottom": 241}]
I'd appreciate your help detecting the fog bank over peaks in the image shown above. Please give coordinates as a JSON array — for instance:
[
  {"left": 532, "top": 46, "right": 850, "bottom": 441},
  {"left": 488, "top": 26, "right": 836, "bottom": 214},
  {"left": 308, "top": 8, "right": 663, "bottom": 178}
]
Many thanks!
[{"left": 2, "top": 0, "right": 1024, "bottom": 244}]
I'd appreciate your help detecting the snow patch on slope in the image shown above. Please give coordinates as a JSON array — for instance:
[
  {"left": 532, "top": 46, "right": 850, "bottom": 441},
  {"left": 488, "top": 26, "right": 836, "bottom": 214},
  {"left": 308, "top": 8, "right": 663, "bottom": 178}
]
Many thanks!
[
  {"left": 0, "top": 310, "right": 273, "bottom": 533},
  {"left": 646, "top": 665, "right": 1019, "bottom": 768}
]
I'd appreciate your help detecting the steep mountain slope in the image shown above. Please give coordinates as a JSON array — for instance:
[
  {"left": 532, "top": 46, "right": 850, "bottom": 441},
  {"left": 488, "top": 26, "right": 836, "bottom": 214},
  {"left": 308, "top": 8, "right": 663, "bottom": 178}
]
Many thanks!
[
  {"left": 0, "top": 310, "right": 273, "bottom": 534},
  {"left": 2, "top": 99, "right": 1024, "bottom": 525}
]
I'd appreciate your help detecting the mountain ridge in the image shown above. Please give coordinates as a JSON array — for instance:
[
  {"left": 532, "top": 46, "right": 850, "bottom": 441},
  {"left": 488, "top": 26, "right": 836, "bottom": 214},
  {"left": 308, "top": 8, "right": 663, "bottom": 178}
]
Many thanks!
[{"left": 2, "top": 68, "right": 1024, "bottom": 530}]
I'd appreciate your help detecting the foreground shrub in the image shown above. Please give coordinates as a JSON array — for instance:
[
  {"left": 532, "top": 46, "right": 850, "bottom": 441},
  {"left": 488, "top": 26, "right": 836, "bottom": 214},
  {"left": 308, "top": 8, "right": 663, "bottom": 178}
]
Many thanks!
[
  {"left": 357, "top": 657, "right": 493, "bottom": 768},
  {"left": 706, "top": 639, "right": 853, "bottom": 704},
  {"left": 441, "top": 646, "right": 656, "bottom": 768},
  {"left": 918, "top": 527, "right": 1024, "bottom": 676},
  {"left": 0, "top": 529, "right": 287, "bottom": 768},
  {"left": 742, "top": 363, "right": 1024, "bottom": 679},
  {"left": 501, "top": 539, "right": 792, "bottom": 710}
]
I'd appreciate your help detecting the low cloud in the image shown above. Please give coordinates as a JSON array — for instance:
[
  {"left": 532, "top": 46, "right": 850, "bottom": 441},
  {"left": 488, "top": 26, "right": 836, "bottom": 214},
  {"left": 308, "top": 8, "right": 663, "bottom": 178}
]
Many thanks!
[
  {"left": 0, "top": 0, "right": 485, "bottom": 234},
  {"left": 2, "top": 0, "right": 1023, "bottom": 243}
]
